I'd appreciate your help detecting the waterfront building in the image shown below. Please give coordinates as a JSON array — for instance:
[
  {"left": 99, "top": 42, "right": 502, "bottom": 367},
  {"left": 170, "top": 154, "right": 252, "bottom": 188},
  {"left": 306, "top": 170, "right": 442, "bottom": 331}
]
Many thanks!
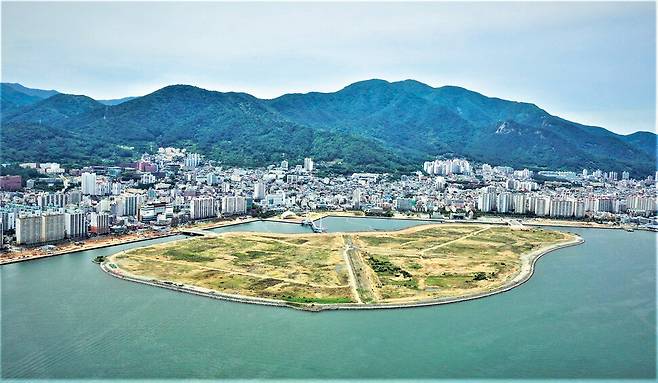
[
  {"left": 221, "top": 196, "right": 247, "bottom": 215},
  {"left": 65, "top": 211, "right": 87, "bottom": 238},
  {"left": 253, "top": 182, "right": 266, "bottom": 200},
  {"left": 512, "top": 194, "right": 527, "bottom": 214},
  {"left": 264, "top": 192, "right": 286, "bottom": 208},
  {"left": 496, "top": 193, "right": 513, "bottom": 213},
  {"left": 594, "top": 197, "right": 615, "bottom": 213},
  {"left": 16, "top": 214, "right": 42, "bottom": 245},
  {"left": 90, "top": 212, "right": 110, "bottom": 235},
  {"left": 532, "top": 197, "right": 550, "bottom": 216},
  {"left": 395, "top": 198, "right": 415, "bottom": 212},
  {"left": 627, "top": 195, "right": 657, "bottom": 214},
  {"left": 613, "top": 199, "right": 625, "bottom": 214},
  {"left": 41, "top": 213, "right": 66, "bottom": 242},
  {"left": 574, "top": 201, "right": 586, "bottom": 218},
  {"left": 352, "top": 189, "right": 363, "bottom": 209},
  {"left": 550, "top": 198, "right": 575, "bottom": 217},
  {"left": 190, "top": 197, "right": 217, "bottom": 220},
  {"left": 16, "top": 212, "right": 65, "bottom": 245},
  {"left": 478, "top": 192, "right": 497, "bottom": 213},
  {"left": 139, "top": 202, "right": 173, "bottom": 223},
  {"left": 1, "top": 210, "right": 16, "bottom": 231}
]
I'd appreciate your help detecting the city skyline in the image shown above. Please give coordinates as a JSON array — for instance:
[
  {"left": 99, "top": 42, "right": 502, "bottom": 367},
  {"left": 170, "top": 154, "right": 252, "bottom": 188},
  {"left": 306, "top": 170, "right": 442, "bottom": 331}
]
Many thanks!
[
  {"left": 2, "top": 2, "right": 656, "bottom": 379},
  {"left": 2, "top": 1, "right": 655, "bottom": 135}
]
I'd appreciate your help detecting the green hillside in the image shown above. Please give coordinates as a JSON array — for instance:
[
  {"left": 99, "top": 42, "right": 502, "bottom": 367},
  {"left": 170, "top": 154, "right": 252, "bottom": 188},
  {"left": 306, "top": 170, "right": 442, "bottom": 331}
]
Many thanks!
[{"left": 1, "top": 80, "right": 655, "bottom": 176}]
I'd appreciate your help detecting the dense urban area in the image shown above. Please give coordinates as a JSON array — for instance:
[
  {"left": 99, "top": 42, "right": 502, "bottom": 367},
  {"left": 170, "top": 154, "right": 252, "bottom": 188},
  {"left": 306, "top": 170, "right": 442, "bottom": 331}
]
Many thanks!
[{"left": 0, "top": 147, "right": 656, "bottom": 260}]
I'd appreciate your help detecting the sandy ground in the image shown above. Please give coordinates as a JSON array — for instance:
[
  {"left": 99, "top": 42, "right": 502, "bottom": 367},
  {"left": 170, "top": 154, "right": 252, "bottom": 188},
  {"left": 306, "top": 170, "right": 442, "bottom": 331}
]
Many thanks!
[{"left": 106, "top": 223, "right": 580, "bottom": 308}]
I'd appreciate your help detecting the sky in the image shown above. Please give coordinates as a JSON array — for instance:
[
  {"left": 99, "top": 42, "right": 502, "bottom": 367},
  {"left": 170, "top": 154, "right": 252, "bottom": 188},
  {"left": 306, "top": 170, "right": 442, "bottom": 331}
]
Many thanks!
[{"left": 1, "top": 1, "right": 655, "bottom": 135}]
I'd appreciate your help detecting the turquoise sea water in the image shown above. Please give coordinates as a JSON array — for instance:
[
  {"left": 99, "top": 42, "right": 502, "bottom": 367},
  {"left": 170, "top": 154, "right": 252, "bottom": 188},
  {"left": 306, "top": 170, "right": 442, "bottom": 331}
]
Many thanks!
[{"left": 1, "top": 218, "right": 655, "bottom": 379}]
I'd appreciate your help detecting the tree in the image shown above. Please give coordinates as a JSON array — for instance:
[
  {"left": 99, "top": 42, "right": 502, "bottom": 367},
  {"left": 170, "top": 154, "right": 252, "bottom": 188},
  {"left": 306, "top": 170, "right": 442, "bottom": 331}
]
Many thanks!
[{"left": 473, "top": 272, "right": 487, "bottom": 281}]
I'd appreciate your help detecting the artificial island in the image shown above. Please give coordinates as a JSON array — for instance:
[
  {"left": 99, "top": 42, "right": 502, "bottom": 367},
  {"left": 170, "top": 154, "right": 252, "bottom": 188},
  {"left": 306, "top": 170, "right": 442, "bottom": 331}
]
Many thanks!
[{"left": 102, "top": 222, "right": 583, "bottom": 310}]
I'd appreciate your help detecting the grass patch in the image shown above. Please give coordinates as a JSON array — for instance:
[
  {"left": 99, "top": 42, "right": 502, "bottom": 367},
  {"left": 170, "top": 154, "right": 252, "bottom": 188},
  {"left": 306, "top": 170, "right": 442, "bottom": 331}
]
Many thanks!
[
  {"left": 425, "top": 274, "right": 476, "bottom": 288},
  {"left": 382, "top": 277, "right": 419, "bottom": 289},
  {"left": 114, "top": 224, "right": 573, "bottom": 306},
  {"left": 163, "top": 248, "right": 215, "bottom": 262}
]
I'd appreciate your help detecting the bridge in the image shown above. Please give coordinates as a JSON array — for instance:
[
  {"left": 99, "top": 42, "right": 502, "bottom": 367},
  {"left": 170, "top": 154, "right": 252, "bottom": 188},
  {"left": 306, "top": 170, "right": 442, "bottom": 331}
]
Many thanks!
[{"left": 301, "top": 219, "right": 326, "bottom": 233}]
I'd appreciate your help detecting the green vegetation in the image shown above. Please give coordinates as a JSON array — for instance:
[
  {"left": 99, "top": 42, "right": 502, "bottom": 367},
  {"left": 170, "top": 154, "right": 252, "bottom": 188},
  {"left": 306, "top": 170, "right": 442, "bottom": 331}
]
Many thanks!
[
  {"left": 163, "top": 248, "right": 215, "bottom": 262},
  {"left": 366, "top": 255, "right": 412, "bottom": 278},
  {"left": 3, "top": 80, "right": 655, "bottom": 175},
  {"left": 472, "top": 272, "right": 488, "bottom": 281},
  {"left": 425, "top": 274, "right": 474, "bottom": 288},
  {"left": 110, "top": 224, "right": 576, "bottom": 307},
  {"left": 92, "top": 256, "right": 106, "bottom": 264}
]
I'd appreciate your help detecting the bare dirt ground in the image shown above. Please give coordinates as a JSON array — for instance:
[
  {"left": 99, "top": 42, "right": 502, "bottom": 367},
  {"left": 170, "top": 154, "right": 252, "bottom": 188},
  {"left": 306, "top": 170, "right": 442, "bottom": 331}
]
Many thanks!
[{"left": 108, "top": 224, "right": 578, "bottom": 306}]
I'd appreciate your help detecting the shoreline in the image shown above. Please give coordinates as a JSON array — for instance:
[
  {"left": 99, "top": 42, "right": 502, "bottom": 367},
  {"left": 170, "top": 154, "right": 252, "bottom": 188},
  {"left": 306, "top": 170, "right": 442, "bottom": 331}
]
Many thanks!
[
  {"left": 100, "top": 227, "right": 585, "bottom": 312},
  {"left": 0, "top": 232, "right": 181, "bottom": 266},
  {"left": 313, "top": 213, "right": 645, "bottom": 231},
  {"left": 0, "top": 212, "right": 638, "bottom": 267},
  {"left": 0, "top": 217, "right": 259, "bottom": 266}
]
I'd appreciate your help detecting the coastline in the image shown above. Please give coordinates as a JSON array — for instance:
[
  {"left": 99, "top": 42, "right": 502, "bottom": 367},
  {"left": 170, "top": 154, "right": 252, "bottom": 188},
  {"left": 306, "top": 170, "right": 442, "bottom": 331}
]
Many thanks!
[
  {"left": 0, "top": 217, "right": 259, "bottom": 266},
  {"left": 1, "top": 211, "right": 633, "bottom": 267},
  {"left": 314, "top": 213, "right": 644, "bottom": 231},
  {"left": 100, "top": 229, "right": 585, "bottom": 312},
  {"left": 0, "top": 232, "right": 180, "bottom": 266}
]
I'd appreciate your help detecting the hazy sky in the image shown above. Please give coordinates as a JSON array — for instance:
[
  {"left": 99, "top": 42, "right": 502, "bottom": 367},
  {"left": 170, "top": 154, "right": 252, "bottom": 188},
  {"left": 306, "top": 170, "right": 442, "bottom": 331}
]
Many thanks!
[{"left": 1, "top": 1, "right": 655, "bottom": 134}]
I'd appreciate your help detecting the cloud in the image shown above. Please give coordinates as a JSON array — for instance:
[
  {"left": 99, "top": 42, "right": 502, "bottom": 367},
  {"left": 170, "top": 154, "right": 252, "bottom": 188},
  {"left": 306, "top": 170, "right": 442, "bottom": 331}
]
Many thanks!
[{"left": 1, "top": 1, "right": 655, "bottom": 134}]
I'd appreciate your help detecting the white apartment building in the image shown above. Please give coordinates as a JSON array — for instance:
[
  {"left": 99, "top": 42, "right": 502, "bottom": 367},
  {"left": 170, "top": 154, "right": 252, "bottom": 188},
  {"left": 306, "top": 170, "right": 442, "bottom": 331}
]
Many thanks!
[
  {"left": 253, "top": 182, "right": 266, "bottom": 200},
  {"left": 190, "top": 197, "right": 217, "bottom": 220},
  {"left": 497, "top": 193, "right": 513, "bottom": 213},
  {"left": 478, "top": 192, "right": 497, "bottom": 213},
  {"left": 512, "top": 194, "right": 527, "bottom": 214},
  {"left": 81, "top": 172, "right": 97, "bottom": 195},
  {"left": 221, "top": 196, "right": 247, "bottom": 215},
  {"left": 65, "top": 211, "right": 87, "bottom": 238},
  {"left": 303, "top": 157, "right": 314, "bottom": 173}
]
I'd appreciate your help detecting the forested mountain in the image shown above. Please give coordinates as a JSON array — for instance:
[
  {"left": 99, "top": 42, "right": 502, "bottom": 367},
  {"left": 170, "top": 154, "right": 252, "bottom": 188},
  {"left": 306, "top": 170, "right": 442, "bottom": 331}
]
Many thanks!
[{"left": 1, "top": 79, "right": 655, "bottom": 176}]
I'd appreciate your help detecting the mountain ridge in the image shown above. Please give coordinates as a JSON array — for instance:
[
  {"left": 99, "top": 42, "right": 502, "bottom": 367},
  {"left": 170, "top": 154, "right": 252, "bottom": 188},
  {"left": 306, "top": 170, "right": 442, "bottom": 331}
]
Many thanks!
[{"left": 1, "top": 79, "right": 655, "bottom": 176}]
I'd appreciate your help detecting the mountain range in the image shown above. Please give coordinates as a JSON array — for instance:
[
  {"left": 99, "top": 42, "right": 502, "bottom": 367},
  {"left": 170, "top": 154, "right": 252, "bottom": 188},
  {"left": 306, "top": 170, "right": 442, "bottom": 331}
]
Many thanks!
[{"left": 1, "top": 80, "right": 655, "bottom": 176}]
